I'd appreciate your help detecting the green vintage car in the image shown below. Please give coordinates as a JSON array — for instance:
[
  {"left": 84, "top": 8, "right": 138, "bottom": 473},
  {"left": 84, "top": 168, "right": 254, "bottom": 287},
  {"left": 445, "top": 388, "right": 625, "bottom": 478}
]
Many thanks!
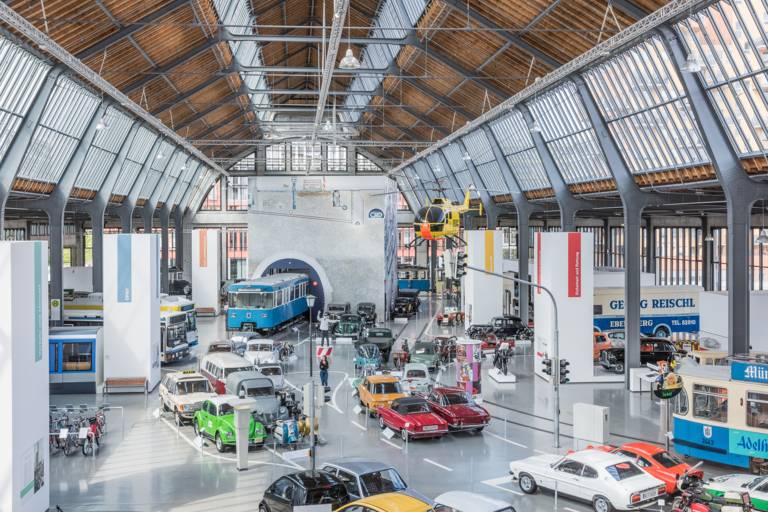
[
  {"left": 410, "top": 341, "right": 439, "bottom": 372},
  {"left": 193, "top": 396, "right": 266, "bottom": 452},
  {"left": 362, "top": 327, "right": 395, "bottom": 362},
  {"left": 334, "top": 313, "right": 363, "bottom": 341}
]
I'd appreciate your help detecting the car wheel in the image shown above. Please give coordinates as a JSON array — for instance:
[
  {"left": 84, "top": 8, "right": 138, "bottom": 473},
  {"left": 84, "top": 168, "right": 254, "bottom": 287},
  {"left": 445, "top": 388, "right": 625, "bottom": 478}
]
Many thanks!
[
  {"left": 215, "top": 433, "right": 225, "bottom": 453},
  {"left": 474, "top": 427, "right": 484, "bottom": 433},
  {"left": 592, "top": 495, "right": 613, "bottom": 512},
  {"left": 175, "top": 413, "right": 182, "bottom": 427},
  {"left": 401, "top": 428, "right": 409, "bottom": 442},
  {"left": 379, "top": 416, "right": 386, "bottom": 430},
  {"left": 613, "top": 363, "right": 625, "bottom": 373},
  {"left": 654, "top": 326, "right": 670, "bottom": 338},
  {"left": 259, "top": 503, "right": 269, "bottom": 512},
  {"left": 193, "top": 420, "right": 200, "bottom": 437},
  {"left": 518, "top": 472, "right": 537, "bottom": 494}
]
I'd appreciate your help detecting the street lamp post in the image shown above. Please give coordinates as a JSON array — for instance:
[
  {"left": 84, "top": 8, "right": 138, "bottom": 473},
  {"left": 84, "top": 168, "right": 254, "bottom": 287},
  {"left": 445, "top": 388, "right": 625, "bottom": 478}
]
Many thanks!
[
  {"left": 465, "top": 265, "right": 561, "bottom": 448},
  {"left": 306, "top": 294, "right": 317, "bottom": 470}
]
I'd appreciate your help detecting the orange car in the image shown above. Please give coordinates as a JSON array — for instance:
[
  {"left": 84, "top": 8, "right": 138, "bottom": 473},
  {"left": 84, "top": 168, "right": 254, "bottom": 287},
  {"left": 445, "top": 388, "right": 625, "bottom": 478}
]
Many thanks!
[
  {"left": 575, "top": 443, "right": 703, "bottom": 494},
  {"left": 593, "top": 332, "right": 612, "bottom": 361}
]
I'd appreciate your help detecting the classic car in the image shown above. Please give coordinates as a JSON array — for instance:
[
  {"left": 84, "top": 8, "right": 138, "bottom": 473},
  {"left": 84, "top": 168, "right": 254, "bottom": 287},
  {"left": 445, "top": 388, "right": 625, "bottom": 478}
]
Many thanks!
[
  {"left": 509, "top": 450, "right": 666, "bottom": 512},
  {"left": 259, "top": 470, "right": 350, "bottom": 512},
  {"left": 594, "top": 332, "right": 613, "bottom": 361},
  {"left": 255, "top": 362, "right": 285, "bottom": 390},
  {"left": 704, "top": 474, "right": 768, "bottom": 511},
  {"left": 362, "top": 327, "right": 395, "bottom": 362},
  {"left": 609, "top": 442, "right": 703, "bottom": 495},
  {"left": 423, "top": 386, "right": 490, "bottom": 432},
  {"left": 354, "top": 343, "right": 383, "bottom": 373},
  {"left": 159, "top": 370, "right": 216, "bottom": 425},
  {"left": 434, "top": 491, "right": 516, "bottom": 512},
  {"left": 334, "top": 492, "right": 433, "bottom": 512},
  {"left": 466, "top": 323, "right": 494, "bottom": 340},
  {"left": 243, "top": 338, "right": 281, "bottom": 365},
  {"left": 334, "top": 313, "right": 364, "bottom": 341},
  {"left": 400, "top": 363, "right": 432, "bottom": 394},
  {"left": 327, "top": 302, "right": 351, "bottom": 323},
  {"left": 410, "top": 341, "right": 440, "bottom": 372},
  {"left": 192, "top": 396, "right": 266, "bottom": 452},
  {"left": 206, "top": 340, "right": 234, "bottom": 354},
  {"left": 320, "top": 459, "right": 430, "bottom": 502},
  {"left": 398, "top": 288, "right": 421, "bottom": 309},
  {"left": 391, "top": 297, "right": 416, "bottom": 318},
  {"left": 377, "top": 397, "right": 449, "bottom": 441},
  {"left": 357, "top": 375, "right": 408, "bottom": 416},
  {"left": 490, "top": 315, "right": 532, "bottom": 340},
  {"left": 224, "top": 372, "right": 287, "bottom": 429},
  {"left": 357, "top": 302, "right": 377, "bottom": 326},
  {"left": 229, "top": 332, "right": 259, "bottom": 355},
  {"left": 600, "top": 338, "right": 680, "bottom": 374}
]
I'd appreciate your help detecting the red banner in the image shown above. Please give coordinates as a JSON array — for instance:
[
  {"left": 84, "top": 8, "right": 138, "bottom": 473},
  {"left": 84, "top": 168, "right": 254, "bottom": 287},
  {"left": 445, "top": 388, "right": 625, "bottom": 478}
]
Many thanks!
[
  {"left": 536, "top": 231, "right": 541, "bottom": 294},
  {"left": 567, "top": 232, "right": 581, "bottom": 297}
]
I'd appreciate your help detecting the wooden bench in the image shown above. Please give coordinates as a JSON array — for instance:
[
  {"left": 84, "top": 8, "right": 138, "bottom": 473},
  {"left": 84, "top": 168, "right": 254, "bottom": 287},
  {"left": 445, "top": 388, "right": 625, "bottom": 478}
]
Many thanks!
[
  {"left": 104, "top": 377, "right": 148, "bottom": 396},
  {"left": 196, "top": 307, "right": 217, "bottom": 317}
]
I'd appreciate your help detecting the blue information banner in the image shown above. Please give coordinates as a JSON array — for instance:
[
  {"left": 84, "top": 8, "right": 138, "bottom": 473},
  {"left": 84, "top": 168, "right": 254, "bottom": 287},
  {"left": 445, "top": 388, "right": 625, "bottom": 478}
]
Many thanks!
[
  {"left": 731, "top": 360, "right": 768, "bottom": 383},
  {"left": 117, "top": 235, "right": 132, "bottom": 303}
]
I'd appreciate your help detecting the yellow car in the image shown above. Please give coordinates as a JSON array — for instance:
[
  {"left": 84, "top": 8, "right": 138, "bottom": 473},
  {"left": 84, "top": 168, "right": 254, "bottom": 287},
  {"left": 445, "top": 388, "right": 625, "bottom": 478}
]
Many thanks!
[
  {"left": 357, "top": 375, "right": 408, "bottom": 416},
  {"left": 335, "top": 492, "right": 433, "bottom": 512}
]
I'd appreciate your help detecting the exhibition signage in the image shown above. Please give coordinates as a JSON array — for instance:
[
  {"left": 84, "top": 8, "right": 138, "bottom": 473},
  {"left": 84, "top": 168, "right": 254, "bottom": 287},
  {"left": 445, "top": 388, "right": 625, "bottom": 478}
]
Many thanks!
[
  {"left": 731, "top": 361, "right": 768, "bottom": 384},
  {"left": 567, "top": 232, "right": 581, "bottom": 298},
  {"left": 117, "top": 235, "right": 132, "bottom": 303},
  {"left": 729, "top": 428, "right": 768, "bottom": 458},
  {"left": 199, "top": 229, "right": 208, "bottom": 268}
]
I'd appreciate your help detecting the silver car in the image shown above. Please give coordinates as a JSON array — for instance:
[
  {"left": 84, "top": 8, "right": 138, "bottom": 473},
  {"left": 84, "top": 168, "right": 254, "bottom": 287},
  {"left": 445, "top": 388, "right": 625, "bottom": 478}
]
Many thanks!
[{"left": 320, "top": 459, "right": 431, "bottom": 503}]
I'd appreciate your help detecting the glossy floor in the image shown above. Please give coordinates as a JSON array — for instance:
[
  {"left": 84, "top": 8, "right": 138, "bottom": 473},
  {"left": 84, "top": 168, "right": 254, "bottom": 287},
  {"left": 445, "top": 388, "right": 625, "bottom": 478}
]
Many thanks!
[{"left": 49, "top": 298, "right": 725, "bottom": 511}]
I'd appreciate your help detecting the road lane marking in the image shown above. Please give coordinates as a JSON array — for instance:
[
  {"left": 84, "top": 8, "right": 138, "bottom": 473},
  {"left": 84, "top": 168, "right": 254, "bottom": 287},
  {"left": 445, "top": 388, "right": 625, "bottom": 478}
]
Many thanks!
[
  {"left": 423, "top": 458, "right": 453, "bottom": 471},
  {"left": 485, "top": 431, "right": 527, "bottom": 448},
  {"left": 533, "top": 448, "right": 548, "bottom": 454},
  {"left": 350, "top": 420, "right": 367, "bottom": 431},
  {"left": 564, "top": 508, "right": 581, "bottom": 512},
  {"left": 481, "top": 476, "right": 523, "bottom": 496},
  {"left": 380, "top": 437, "right": 403, "bottom": 450},
  {"left": 326, "top": 371, "right": 348, "bottom": 414}
]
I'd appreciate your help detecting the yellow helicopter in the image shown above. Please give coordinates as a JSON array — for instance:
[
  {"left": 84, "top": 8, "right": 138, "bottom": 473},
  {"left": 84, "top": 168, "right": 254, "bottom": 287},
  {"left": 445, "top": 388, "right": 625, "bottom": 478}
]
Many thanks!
[{"left": 413, "top": 187, "right": 482, "bottom": 241}]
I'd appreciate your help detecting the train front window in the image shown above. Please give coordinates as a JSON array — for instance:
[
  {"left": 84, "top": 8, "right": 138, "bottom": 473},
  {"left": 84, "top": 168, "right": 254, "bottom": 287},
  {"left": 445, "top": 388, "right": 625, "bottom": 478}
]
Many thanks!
[
  {"left": 62, "top": 342, "right": 93, "bottom": 372},
  {"left": 230, "top": 291, "right": 274, "bottom": 309},
  {"left": 747, "top": 392, "right": 768, "bottom": 429},
  {"left": 693, "top": 384, "right": 728, "bottom": 423}
]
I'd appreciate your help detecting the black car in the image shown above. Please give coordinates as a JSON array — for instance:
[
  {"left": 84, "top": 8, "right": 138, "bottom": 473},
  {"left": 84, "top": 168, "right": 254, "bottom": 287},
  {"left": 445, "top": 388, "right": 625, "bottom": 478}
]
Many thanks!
[
  {"left": 398, "top": 289, "right": 421, "bottom": 310},
  {"left": 490, "top": 315, "right": 532, "bottom": 340},
  {"left": 259, "top": 471, "right": 350, "bottom": 512},
  {"left": 466, "top": 324, "right": 494, "bottom": 340},
  {"left": 600, "top": 337, "right": 680, "bottom": 373},
  {"left": 391, "top": 297, "right": 415, "bottom": 318},
  {"left": 357, "top": 302, "right": 377, "bottom": 326}
]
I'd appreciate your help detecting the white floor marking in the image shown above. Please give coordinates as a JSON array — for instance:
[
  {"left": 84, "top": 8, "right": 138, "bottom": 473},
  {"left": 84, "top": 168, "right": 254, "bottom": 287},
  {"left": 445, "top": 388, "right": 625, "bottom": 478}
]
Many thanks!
[
  {"left": 265, "top": 447, "right": 305, "bottom": 470},
  {"left": 564, "top": 508, "right": 580, "bottom": 512},
  {"left": 283, "top": 378, "right": 300, "bottom": 392},
  {"left": 326, "top": 371, "right": 348, "bottom": 414},
  {"left": 482, "top": 476, "right": 524, "bottom": 496},
  {"left": 485, "top": 431, "right": 528, "bottom": 448},
  {"left": 533, "top": 448, "right": 548, "bottom": 454},
  {"left": 423, "top": 458, "right": 453, "bottom": 471},
  {"left": 380, "top": 437, "right": 403, "bottom": 450},
  {"left": 350, "top": 420, "right": 367, "bottom": 431},
  {"left": 158, "top": 418, "right": 302, "bottom": 470}
]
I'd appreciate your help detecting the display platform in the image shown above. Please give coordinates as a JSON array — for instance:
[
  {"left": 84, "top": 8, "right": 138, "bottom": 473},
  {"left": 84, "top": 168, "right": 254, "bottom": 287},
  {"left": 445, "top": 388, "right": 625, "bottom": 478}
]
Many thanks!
[{"left": 488, "top": 368, "right": 517, "bottom": 383}]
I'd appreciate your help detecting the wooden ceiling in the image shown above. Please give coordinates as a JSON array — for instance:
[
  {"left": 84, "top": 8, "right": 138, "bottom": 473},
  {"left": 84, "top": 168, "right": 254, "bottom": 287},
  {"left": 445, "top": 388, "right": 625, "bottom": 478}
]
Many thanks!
[{"left": 6, "top": 0, "right": 665, "bottom": 166}]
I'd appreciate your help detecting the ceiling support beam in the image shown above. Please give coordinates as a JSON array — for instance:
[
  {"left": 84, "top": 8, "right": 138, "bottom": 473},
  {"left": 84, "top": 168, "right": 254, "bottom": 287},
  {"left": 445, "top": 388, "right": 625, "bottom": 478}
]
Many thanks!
[
  {"left": 611, "top": 0, "right": 651, "bottom": 20},
  {"left": 125, "top": 38, "right": 220, "bottom": 94},
  {"left": 175, "top": 93, "right": 240, "bottom": 130},
  {"left": 194, "top": 110, "right": 244, "bottom": 140},
  {"left": 517, "top": 104, "right": 592, "bottom": 231},
  {"left": 76, "top": 0, "right": 191, "bottom": 60},
  {"left": 150, "top": 75, "right": 226, "bottom": 115},
  {"left": 221, "top": 31, "right": 410, "bottom": 46},
  {"left": 380, "top": 94, "right": 449, "bottom": 137}
]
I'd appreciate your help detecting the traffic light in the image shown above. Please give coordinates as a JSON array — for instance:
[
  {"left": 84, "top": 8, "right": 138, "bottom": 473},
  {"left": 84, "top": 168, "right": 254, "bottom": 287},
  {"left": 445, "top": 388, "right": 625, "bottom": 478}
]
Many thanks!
[
  {"left": 455, "top": 252, "right": 468, "bottom": 278},
  {"left": 559, "top": 359, "right": 570, "bottom": 384},
  {"left": 542, "top": 358, "right": 553, "bottom": 376}
]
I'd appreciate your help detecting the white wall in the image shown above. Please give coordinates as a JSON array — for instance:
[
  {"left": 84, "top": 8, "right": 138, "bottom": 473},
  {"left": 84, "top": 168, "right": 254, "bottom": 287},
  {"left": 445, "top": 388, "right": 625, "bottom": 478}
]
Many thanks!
[
  {"left": 103, "top": 234, "right": 161, "bottom": 391},
  {"left": 0, "top": 241, "right": 49, "bottom": 512},
  {"left": 700, "top": 291, "right": 768, "bottom": 352},
  {"left": 192, "top": 228, "right": 222, "bottom": 315},
  {"left": 62, "top": 266, "right": 94, "bottom": 292},
  {"left": 594, "top": 269, "right": 655, "bottom": 288},
  {"left": 464, "top": 230, "right": 503, "bottom": 326},
  {"left": 533, "top": 232, "right": 596, "bottom": 383},
  {"left": 248, "top": 175, "right": 389, "bottom": 313}
]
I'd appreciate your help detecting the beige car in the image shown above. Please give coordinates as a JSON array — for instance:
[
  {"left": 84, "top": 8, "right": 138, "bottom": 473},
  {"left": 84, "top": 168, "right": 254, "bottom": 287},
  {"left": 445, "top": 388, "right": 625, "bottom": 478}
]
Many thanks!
[{"left": 159, "top": 370, "right": 216, "bottom": 425}]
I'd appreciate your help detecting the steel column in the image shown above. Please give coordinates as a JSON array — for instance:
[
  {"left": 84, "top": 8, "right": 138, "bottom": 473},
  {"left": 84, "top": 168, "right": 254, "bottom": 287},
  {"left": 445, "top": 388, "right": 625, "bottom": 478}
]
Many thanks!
[
  {"left": 159, "top": 205, "right": 170, "bottom": 293},
  {"left": 702, "top": 215, "right": 711, "bottom": 291},
  {"left": 48, "top": 206, "right": 64, "bottom": 326}
]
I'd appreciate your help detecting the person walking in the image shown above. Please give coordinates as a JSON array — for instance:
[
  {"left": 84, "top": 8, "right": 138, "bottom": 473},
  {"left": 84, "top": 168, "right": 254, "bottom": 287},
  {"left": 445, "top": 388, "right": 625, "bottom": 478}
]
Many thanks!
[
  {"left": 318, "top": 310, "right": 330, "bottom": 346},
  {"left": 319, "top": 355, "right": 330, "bottom": 389}
]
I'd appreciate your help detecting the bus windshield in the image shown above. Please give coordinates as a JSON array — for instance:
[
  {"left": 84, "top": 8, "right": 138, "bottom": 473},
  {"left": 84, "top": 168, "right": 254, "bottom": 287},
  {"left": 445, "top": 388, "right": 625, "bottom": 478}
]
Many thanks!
[{"left": 229, "top": 291, "right": 274, "bottom": 309}]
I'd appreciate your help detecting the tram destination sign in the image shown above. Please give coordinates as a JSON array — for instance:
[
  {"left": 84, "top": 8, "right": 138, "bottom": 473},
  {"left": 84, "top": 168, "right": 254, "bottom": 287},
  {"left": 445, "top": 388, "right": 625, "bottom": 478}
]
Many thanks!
[{"left": 731, "top": 361, "right": 768, "bottom": 384}]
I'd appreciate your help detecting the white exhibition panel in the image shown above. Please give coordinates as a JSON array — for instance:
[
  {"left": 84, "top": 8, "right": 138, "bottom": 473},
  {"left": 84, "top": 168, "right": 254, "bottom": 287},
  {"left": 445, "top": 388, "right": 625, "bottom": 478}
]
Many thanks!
[
  {"left": 594, "top": 269, "right": 655, "bottom": 288},
  {"left": 533, "top": 232, "right": 595, "bottom": 383},
  {"left": 62, "top": 266, "right": 94, "bottom": 292},
  {"left": 0, "top": 241, "right": 50, "bottom": 512},
  {"left": 192, "top": 228, "right": 221, "bottom": 315},
  {"left": 699, "top": 291, "right": 768, "bottom": 352},
  {"left": 103, "top": 234, "right": 161, "bottom": 391},
  {"left": 463, "top": 230, "right": 503, "bottom": 327}
]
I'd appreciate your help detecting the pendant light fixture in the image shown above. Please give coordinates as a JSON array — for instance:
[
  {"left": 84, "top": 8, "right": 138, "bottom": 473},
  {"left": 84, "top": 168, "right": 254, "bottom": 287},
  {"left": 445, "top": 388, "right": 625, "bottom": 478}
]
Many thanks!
[
  {"left": 338, "top": 8, "right": 361, "bottom": 70},
  {"left": 95, "top": 116, "right": 108, "bottom": 131},
  {"left": 529, "top": 119, "right": 543, "bottom": 133},
  {"left": 681, "top": 53, "right": 703, "bottom": 73},
  {"left": 461, "top": 151, "right": 472, "bottom": 161},
  {"left": 704, "top": 233, "right": 714, "bottom": 243}
]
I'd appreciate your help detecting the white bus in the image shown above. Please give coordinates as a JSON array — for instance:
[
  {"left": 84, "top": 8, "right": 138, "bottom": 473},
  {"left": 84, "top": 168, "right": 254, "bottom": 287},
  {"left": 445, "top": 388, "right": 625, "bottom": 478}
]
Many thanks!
[{"left": 593, "top": 285, "right": 701, "bottom": 338}]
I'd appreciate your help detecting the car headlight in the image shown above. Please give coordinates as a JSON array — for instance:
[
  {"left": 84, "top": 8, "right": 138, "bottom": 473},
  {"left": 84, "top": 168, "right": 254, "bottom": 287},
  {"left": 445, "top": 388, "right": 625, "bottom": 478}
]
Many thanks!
[{"left": 279, "top": 406, "right": 287, "bottom": 414}]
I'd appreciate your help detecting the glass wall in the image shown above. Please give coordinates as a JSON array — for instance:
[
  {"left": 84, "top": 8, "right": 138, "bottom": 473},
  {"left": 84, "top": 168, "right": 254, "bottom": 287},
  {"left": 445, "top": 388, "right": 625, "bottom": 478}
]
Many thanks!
[
  {"left": 398, "top": 227, "right": 416, "bottom": 265},
  {"left": 577, "top": 226, "right": 607, "bottom": 267},
  {"left": 226, "top": 227, "right": 248, "bottom": 280},
  {"left": 200, "top": 179, "right": 221, "bottom": 211},
  {"left": 654, "top": 227, "right": 703, "bottom": 286},
  {"left": 226, "top": 176, "right": 249, "bottom": 211}
]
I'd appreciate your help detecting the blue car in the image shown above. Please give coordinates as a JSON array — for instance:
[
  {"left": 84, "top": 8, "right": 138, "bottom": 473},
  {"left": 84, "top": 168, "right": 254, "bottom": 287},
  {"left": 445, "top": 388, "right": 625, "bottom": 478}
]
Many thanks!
[{"left": 354, "top": 344, "right": 382, "bottom": 374}]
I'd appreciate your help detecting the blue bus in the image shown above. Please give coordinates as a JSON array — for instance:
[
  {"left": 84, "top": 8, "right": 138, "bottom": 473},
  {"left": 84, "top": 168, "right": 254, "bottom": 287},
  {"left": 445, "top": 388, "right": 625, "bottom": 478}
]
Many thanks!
[{"left": 227, "top": 273, "right": 309, "bottom": 333}]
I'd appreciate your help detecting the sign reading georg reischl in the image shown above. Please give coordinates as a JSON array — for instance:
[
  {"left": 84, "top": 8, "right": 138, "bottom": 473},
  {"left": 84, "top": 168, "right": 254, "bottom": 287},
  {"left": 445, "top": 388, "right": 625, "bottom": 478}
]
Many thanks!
[
  {"left": 368, "top": 208, "right": 384, "bottom": 219},
  {"left": 731, "top": 360, "right": 768, "bottom": 383}
]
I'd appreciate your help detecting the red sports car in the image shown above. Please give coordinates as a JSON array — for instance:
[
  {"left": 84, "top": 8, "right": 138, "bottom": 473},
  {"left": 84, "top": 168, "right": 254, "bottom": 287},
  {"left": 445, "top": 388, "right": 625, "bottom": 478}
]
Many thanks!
[
  {"left": 377, "top": 397, "right": 448, "bottom": 441},
  {"left": 422, "top": 387, "right": 490, "bottom": 432},
  {"left": 575, "top": 443, "right": 703, "bottom": 494}
]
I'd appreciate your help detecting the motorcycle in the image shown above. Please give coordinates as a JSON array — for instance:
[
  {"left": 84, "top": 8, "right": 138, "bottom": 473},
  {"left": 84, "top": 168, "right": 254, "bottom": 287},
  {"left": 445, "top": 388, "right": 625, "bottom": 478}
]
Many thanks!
[{"left": 673, "top": 464, "right": 752, "bottom": 512}]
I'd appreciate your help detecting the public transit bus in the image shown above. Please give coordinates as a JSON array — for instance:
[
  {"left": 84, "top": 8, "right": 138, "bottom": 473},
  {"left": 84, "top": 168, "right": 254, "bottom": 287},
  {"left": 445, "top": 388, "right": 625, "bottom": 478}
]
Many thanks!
[
  {"left": 673, "top": 357, "right": 768, "bottom": 471},
  {"left": 227, "top": 273, "right": 309, "bottom": 333},
  {"left": 160, "top": 295, "right": 198, "bottom": 347},
  {"left": 160, "top": 311, "right": 189, "bottom": 363},
  {"left": 593, "top": 285, "right": 701, "bottom": 339}
]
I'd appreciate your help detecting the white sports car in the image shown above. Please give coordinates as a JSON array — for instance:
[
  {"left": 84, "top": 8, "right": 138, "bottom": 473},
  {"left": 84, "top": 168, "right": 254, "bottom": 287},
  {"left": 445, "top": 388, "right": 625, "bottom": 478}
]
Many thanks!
[
  {"left": 509, "top": 450, "right": 666, "bottom": 512},
  {"left": 704, "top": 474, "right": 768, "bottom": 511}
]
